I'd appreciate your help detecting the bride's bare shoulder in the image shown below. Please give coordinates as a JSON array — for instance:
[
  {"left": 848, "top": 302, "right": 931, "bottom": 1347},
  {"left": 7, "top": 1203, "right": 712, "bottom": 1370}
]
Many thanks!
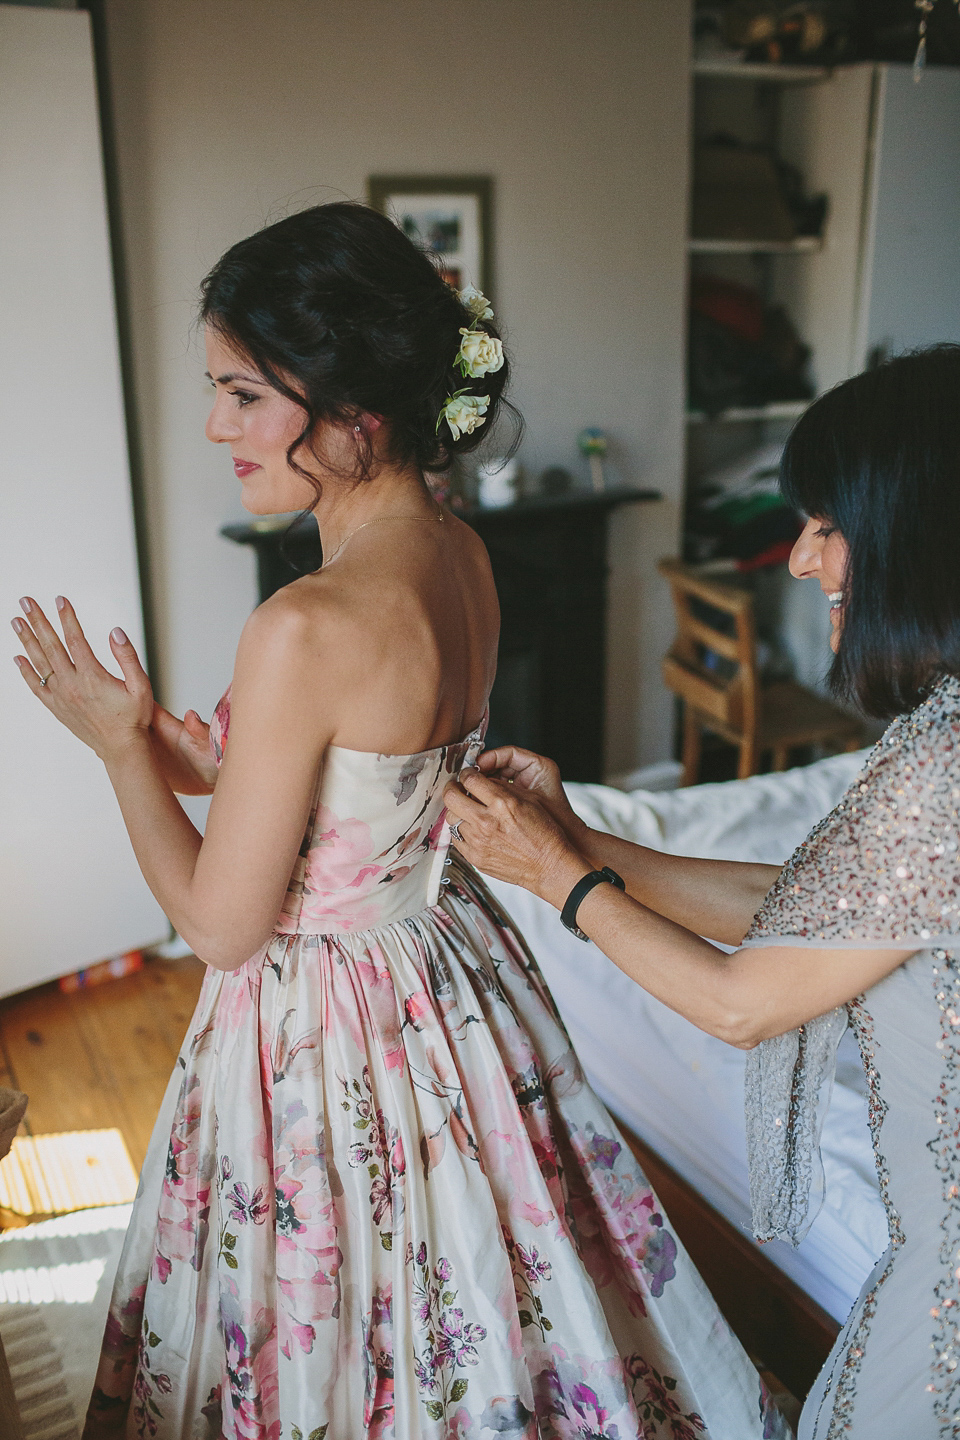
[{"left": 233, "top": 570, "right": 361, "bottom": 685}]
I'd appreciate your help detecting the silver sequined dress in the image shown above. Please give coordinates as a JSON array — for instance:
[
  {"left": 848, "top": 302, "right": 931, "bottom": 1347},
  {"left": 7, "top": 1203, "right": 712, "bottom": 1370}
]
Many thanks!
[{"left": 742, "top": 673, "right": 960, "bottom": 1439}]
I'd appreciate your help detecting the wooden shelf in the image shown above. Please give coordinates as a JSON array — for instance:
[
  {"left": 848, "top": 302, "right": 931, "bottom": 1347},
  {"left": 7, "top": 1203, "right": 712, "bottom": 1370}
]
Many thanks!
[
  {"left": 686, "top": 400, "right": 809, "bottom": 425},
  {"left": 693, "top": 60, "right": 831, "bottom": 83},
  {"left": 688, "top": 236, "right": 822, "bottom": 255}
]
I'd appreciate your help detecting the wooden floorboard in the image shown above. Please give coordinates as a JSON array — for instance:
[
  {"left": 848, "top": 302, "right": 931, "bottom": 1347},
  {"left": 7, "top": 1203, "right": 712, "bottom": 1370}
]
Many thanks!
[{"left": 0, "top": 957, "right": 204, "bottom": 1172}]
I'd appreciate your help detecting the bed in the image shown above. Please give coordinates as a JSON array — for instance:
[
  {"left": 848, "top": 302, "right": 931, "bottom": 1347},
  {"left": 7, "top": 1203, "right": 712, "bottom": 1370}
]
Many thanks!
[{"left": 483, "top": 750, "right": 890, "bottom": 1388}]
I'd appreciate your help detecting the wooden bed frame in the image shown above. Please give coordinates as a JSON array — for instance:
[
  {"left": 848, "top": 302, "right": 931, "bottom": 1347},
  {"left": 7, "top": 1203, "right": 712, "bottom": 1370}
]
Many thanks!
[{"left": 622, "top": 1127, "right": 840, "bottom": 1403}]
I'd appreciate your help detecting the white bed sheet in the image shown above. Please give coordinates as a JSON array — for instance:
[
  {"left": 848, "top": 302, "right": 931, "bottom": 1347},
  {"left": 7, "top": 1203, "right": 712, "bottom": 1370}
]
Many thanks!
[{"left": 483, "top": 751, "right": 890, "bottom": 1322}]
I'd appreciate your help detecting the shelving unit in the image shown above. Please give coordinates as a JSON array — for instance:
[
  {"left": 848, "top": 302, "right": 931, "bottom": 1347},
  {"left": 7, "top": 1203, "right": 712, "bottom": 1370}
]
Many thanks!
[
  {"left": 685, "top": 59, "right": 831, "bottom": 460},
  {"left": 682, "top": 54, "right": 843, "bottom": 705},
  {"left": 688, "top": 236, "right": 821, "bottom": 254},
  {"left": 686, "top": 400, "right": 808, "bottom": 425},
  {"left": 692, "top": 60, "right": 831, "bottom": 82},
  {"left": 683, "top": 55, "right": 960, "bottom": 699}
]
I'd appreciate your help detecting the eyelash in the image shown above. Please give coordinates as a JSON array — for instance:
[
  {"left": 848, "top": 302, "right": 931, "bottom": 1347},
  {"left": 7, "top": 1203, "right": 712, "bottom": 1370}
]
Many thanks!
[
  {"left": 229, "top": 389, "right": 258, "bottom": 408},
  {"left": 815, "top": 522, "right": 837, "bottom": 539}
]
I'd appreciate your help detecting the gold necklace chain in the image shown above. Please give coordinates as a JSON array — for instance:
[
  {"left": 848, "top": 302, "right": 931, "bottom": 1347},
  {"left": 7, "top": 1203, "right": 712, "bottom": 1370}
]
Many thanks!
[{"left": 322, "top": 508, "right": 444, "bottom": 568}]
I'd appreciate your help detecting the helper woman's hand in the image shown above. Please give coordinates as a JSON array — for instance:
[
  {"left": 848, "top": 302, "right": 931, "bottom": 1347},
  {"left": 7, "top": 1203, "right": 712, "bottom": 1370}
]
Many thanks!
[
  {"left": 150, "top": 703, "right": 219, "bottom": 795},
  {"left": 11, "top": 596, "right": 153, "bottom": 762},
  {"left": 443, "top": 767, "right": 590, "bottom": 908},
  {"left": 474, "top": 744, "right": 590, "bottom": 848}
]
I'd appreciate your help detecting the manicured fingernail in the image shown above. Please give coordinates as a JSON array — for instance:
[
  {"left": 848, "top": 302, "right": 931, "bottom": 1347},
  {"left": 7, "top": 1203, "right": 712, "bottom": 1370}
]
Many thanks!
[
  {"left": 111, "top": 627, "right": 128, "bottom": 645},
  {"left": 19, "top": 598, "right": 31, "bottom": 614},
  {"left": 55, "top": 596, "right": 65, "bottom": 611},
  {"left": 10, "top": 618, "right": 22, "bottom": 634}
]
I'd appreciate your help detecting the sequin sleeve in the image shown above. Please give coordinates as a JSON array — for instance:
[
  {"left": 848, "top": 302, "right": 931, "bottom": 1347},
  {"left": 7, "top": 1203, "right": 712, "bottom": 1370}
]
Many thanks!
[
  {"left": 742, "top": 675, "right": 960, "bottom": 1244},
  {"left": 743, "top": 685, "right": 960, "bottom": 951}
]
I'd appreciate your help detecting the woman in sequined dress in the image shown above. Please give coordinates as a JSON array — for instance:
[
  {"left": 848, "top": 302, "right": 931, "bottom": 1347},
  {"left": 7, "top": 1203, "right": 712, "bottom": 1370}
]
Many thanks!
[{"left": 446, "top": 345, "right": 960, "bottom": 1439}]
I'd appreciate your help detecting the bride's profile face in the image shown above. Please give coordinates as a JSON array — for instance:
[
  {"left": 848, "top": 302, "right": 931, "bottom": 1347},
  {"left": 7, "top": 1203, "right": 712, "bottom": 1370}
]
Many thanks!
[
  {"left": 789, "top": 515, "right": 850, "bottom": 653},
  {"left": 204, "top": 326, "right": 320, "bottom": 515}
]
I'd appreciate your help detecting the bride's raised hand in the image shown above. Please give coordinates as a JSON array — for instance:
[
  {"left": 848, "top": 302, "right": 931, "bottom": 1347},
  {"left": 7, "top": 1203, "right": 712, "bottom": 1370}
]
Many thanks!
[
  {"left": 150, "top": 703, "right": 218, "bottom": 794},
  {"left": 11, "top": 596, "right": 153, "bottom": 762},
  {"left": 476, "top": 744, "right": 587, "bottom": 842}
]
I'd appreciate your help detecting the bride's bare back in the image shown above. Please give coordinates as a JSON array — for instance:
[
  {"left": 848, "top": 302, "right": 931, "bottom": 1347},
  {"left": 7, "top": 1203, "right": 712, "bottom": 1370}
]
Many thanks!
[{"left": 263, "top": 510, "right": 499, "bottom": 755}]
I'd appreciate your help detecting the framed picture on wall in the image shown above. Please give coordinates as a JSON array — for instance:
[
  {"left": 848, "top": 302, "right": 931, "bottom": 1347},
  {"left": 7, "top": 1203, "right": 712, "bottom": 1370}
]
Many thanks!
[{"left": 367, "top": 175, "right": 493, "bottom": 297}]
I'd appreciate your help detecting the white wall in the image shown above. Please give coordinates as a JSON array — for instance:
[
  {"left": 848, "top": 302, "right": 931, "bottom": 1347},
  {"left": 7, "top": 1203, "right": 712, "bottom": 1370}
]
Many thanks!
[
  {"left": 862, "top": 63, "right": 960, "bottom": 361},
  {"left": 0, "top": 5, "right": 167, "bottom": 994},
  {"left": 101, "top": 0, "right": 692, "bottom": 776}
]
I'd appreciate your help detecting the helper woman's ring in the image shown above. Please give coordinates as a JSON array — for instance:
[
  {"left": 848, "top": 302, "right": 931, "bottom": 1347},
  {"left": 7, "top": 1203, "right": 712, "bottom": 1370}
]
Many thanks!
[
  {"left": 38, "top": 672, "right": 52, "bottom": 687},
  {"left": 450, "top": 820, "right": 464, "bottom": 843}
]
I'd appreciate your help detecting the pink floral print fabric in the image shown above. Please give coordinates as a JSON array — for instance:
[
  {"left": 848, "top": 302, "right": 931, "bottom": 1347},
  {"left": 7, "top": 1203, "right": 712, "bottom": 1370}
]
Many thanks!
[{"left": 83, "top": 693, "right": 785, "bottom": 1439}]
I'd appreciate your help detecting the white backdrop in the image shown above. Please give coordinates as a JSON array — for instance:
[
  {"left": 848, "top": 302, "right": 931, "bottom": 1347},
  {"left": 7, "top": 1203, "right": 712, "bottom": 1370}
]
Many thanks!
[{"left": 0, "top": 5, "right": 167, "bottom": 996}]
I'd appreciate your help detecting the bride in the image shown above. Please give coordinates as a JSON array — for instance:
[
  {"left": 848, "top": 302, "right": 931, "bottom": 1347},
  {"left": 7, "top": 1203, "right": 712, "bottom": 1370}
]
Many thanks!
[{"left": 12, "top": 202, "right": 785, "bottom": 1439}]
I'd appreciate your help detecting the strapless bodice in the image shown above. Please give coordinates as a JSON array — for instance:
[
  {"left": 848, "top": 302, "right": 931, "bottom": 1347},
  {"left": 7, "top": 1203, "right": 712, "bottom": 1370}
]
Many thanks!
[{"left": 209, "top": 688, "right": 485, "bottom": 935}]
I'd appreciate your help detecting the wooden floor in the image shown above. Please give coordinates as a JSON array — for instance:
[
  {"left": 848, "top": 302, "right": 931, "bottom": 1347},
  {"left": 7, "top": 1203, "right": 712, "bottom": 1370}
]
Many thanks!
[{"left": 0, "top": 956, "right": 205, "bottom": 1171}]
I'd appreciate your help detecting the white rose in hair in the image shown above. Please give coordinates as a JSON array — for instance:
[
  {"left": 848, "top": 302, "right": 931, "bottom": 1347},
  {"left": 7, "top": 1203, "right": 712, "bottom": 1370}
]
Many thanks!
[
  {"left": 442, "top": 392, "right": 490, "bottom": 440},
  {"left": 458, "top": 285, "right": 494, "bottom": 321},
  {"left": 458, "top": 327, "right": 504, "bottom": 379}
]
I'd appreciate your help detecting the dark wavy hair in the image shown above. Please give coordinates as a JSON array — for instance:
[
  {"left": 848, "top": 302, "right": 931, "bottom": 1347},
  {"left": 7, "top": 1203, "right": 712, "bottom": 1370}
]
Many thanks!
[
  {"left": 199, "top": 201, "right": 517, "bottom": 493},
  {"left": 780, "top": 344, "right": 960, "bottom": 719}
]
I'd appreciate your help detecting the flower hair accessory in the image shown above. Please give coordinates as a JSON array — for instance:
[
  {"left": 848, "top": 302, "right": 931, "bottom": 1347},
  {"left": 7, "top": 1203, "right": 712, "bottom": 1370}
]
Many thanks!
[{"left": 437, "top": 286, "right": 503, "bottom": 440}]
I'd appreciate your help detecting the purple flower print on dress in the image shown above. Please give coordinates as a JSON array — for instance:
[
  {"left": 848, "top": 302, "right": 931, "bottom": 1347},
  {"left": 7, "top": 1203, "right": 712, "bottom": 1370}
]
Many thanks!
[
  {"left": 478, "top": 1394, "right": 536, "bottom": 1434},
  {"left": 228, "top": 1181, "right": 270, "bottom": 1227},
  {"left": 272, "top": 1097, "right": 342, "bottom": 1359},
  {"left": 566, "top": 1121, "right": 679, "bottom": 1309},
  {"left": 502, "top": 1228, "right": 555, "bottom": 1343},
  {"left": 362, "top": 1282, "right": 395, "bottom": 1439},
  {"left": 406, "top": 1242, "right": 488, "bottom": 1421},
  {"left": 343, "top": 1068, "right": 406, "bottom": 1243},
  {"left": 586, "top": 1131, "right": 621, "bottom": 1171},
  {"left": 131, "top": 1312, "right": 173, "bottom": 1439},
  {"left": 515, "top": 1243, "right": 551, "bottom": 1287},
  {"left": 218, "top": 1292, "right": 281, "bottom": 1440},
  {"left": 642, "top": 1218, "right": 679, "bottom": 1299},
  {"left": 86, "top": 1284, "right": 151, "bottom": 1431},
  {"left": 532, "top": 1350, "right": 641, "bottom": 1439},
  {"left": 626, "top": 1354, "right": 706, "bottom": 1439},
  {"left": 437, "top": 1307, "right": 486, "bottom": 1368},
  {"left": 369, "top": 1171, "right": 391, "bottom": 1227},
  {"left": 759, "top": 1373, "right": 786, "bottom": 1439},
  {"left": 153, "top": 1070, "right": 213, "bottom": 1282}
]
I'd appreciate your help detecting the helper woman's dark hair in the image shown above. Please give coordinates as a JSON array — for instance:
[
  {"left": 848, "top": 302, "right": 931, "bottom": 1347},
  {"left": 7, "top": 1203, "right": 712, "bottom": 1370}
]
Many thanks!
[
  {"left": 779, "top": 344, "right": 960, "bottom": 720},
  {"left": 199, "top": 202, "right": 520, "bottom": 514}
]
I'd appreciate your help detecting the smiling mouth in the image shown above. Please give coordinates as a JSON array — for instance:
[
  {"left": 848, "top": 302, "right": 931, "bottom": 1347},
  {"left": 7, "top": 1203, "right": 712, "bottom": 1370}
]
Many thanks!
[{"left": 233, "top": 458, "right": 261, "bottom": 477}]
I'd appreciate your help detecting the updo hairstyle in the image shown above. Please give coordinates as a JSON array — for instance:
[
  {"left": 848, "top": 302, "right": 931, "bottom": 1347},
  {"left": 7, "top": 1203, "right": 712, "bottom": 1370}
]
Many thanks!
[
  {"left": 780, "top": 344, "right": 960, "bottom": 719},
  {"left": 199, "top": 201, "right": 515, "bottom": 489}
]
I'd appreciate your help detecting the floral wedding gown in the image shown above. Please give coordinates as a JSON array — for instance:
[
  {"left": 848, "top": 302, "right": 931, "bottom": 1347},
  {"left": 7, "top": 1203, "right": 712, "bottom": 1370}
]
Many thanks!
[{"left": 84, "top": 690, "right": 785, "bottom": 1440}]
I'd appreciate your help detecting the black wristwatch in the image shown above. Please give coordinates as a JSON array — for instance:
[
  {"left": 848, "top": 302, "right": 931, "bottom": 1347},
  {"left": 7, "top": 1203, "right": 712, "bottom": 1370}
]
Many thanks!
[{"left": 560, "top": 866, "right": 626, "bottom": 941}]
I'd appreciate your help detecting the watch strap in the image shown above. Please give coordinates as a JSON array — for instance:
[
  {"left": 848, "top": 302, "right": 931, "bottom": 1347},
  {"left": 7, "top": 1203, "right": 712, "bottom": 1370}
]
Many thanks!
[{"left": 560, "top": 866, "right": 626, "bottom": 941}]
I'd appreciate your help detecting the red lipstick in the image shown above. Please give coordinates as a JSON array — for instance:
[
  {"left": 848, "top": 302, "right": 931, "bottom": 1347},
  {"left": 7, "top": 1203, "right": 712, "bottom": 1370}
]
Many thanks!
[{"left": 233, "top": 458, "right": 261, "bottom": 478}]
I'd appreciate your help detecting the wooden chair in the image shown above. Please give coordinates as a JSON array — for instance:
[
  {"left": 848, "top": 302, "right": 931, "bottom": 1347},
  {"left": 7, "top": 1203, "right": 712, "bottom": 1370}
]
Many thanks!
[{"left": 658, "top": 558, "right": 863, "bottom": 786}]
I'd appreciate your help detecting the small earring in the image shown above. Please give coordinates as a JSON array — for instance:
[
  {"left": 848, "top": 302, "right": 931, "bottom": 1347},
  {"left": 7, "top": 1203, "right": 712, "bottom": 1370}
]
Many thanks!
[{"left": 354, "top": 424, "right": 361, "bottom": 432}]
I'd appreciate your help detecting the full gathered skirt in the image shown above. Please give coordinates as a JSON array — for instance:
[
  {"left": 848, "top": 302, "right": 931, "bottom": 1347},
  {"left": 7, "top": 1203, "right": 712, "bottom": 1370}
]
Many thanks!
[{"left": 83, "top": 862, "right": 783, "bottom": 1439}]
